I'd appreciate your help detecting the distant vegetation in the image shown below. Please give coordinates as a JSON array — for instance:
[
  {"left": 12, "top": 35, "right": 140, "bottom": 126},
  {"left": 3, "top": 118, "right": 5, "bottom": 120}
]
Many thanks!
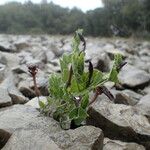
[{"left": 0, "top": 0, "right": 149, "bottom": 37}]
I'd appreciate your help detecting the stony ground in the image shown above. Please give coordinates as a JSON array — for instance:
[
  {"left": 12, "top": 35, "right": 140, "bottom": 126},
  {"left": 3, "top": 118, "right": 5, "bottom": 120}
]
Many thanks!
[{"left": 0, "top": 34, "right": 150, "bottom": 150}]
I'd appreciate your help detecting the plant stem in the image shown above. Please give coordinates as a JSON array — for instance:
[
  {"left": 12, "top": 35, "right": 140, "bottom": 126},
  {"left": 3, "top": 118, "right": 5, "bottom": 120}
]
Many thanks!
[
  {"left": 33, "top": 75, "right": 41, "bottom": 98},
  {"left": 89, "top": 91, "right": 99, "bottom": 106}
]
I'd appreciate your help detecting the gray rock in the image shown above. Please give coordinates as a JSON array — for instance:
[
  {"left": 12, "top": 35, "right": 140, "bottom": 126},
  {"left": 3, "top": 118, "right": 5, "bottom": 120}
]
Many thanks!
[
  {"left": 2, "top": 53, "right": 20, "bottom": 68},
  {"left": 51, "top": 126, "right": 104, "bottom": 150},
  {"left": 105, "top": 49, "right": 126, "bottom": 60},
  {"left": 46, "top": 64, "right": 61, "bottom": 73},
  {"left": 0, "top": 64, "right": 6, "bottom": 82},
  {"left": 18, "top": 80, "right": 36, "bottom": 99},
  {"left": 12, "top": 65, "right": 27, "bottom": 74},
  {"left": 0, "top": 105, "right": 104, "bottom": 150},
  {"left": 25, "top": 96, "right": 47, "bottom": 109},
  {"left": 135, "top": 94, "right": 150, "bottom": 117},
  {"left": 14, "top": 42, "right": 29, "bottom": 51},
  {"left": 50, "top": 43, "right": 63, "bottom": 57},
  {"left": 118, "top": 65, "right": 150, "bottom": 89},
  {"left": 0, "top": 88, "right": 12, "bottom": 108},
  {"left": 2, "top": 129, "right": 61, "bottom": 150},
  {"left": 19, "top": 86, "right": 36, "bottom": 99},
  {"left": 46, "top": 50, "right": 55, "bottom": 62},
  {"left": 0, "top": 105, "right": 62, "bottom": 149},
  {"left": 87, "top": 96, "right": 150, "bottom": 149},
  {"left": 103, "top": 138, "right": 145, "bottom": 150},
  {"left": 143, "top": 86, "right": 150, "bottom": 94},
  {"left": 0, "top": 73, "right": 28, "bottom": 104},
  {"left": 0, "top": 129, "right": 11, "bottom": 149},
  {"left": 115, "top": 90, "right": 142, "bottom": 106},
  {"left": 31, "top": 47, "right": 47, "bottom": 64},
  {"left": 91, "top": 53, "right": 110, "bottom": 72},
  {"left": 0, "top": 43, "right": 16, "bottom": 53},
  {"left": 0, "top": 53, "right": 7, "bottom": 65}
]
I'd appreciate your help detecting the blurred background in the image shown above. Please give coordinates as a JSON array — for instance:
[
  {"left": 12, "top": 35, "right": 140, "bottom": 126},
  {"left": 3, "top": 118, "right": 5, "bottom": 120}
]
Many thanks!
[{"left": 0, "top": 0, "right": 149, "bottom": 38}]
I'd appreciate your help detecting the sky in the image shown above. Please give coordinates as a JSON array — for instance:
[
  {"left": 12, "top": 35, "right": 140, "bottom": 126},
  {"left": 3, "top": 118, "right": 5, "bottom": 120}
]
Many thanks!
[{"left": 0, "top": 0, "right": 103, "bottom": 12}]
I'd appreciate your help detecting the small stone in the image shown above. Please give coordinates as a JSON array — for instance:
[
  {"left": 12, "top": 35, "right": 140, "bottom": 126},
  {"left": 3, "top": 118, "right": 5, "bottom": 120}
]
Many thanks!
[
  {"left": 25, "top": 96, "right": 47, "bottom": 109},
  {"left": 118, "top": 65, "right": 150, "bottom": 89},
  {"left": 103, "top": 138, "right": 145, "bottom": 150},
  {"left": 0, "top": 88, "right": 12, "bottom": 108}
]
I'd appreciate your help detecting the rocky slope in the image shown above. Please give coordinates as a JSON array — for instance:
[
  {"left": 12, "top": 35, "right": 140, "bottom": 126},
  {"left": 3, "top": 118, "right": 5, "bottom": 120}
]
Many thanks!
[{"left": 0, "top": 34, "right": 150, "bottom": 149}]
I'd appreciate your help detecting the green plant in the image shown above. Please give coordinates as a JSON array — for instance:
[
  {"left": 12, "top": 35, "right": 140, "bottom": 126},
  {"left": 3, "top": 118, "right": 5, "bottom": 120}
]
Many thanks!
[{"left": 40, "top": 29, "right": 126, "bottom": 129}]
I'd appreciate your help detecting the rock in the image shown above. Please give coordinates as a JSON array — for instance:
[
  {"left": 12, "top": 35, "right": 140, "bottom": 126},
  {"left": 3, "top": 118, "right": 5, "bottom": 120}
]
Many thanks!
[
  {"left": 8, "top": 91, "right": 28, "bottom": 104},
  {"left": 26, "top": 59, "right": 45, "bottom": 70},
  {"left": 135, "top": 94, "right": 150, "bottom": 117},
  {"left": 50, "top": 43, "right": 63, "bottom": 57},
  {"left": 18, "top": 51, "right": 33, "bottom": 65},
  {"left": 14, "top": 42, "right": 29, "bottom": 51},
  {"left": 2, "top": 129, "right": 61, "bottom": 150},
  {"left": 0, "top": 88, "right": 12, "bottom": 108},
  {"left": 103, "top": 138, "right": 145, "bottom": 150},
  {"left": 31, "top": 47, "right": 47, "bottom": 64},
  {"left": 0, "top": 105, "right": 104, "bottom": 150},
  {"left": 105, "top": 49, "right": 126, "bottom": 60},
  {"left": 51, "top": 126, "right": 104, "bottom": 150},
  {"left": 46, "top": 50, "right": 55, "bottom": 62},
  {"left": 0, "top": 44, "right": 16, "bottom": 53},
  {"left": 0, "top": 53, "right": 7, "bottom": 65},
  {"left": 115, "top": 89, "right": 142, "bottom": 106},
  {"left": 0, "top": 105, "right": 62, "bottom": 149},
  {"left": 0, "top": 129, "right": 11, "bottom": 149},
  {"left": 87, "top": 95, "right": 150, "bottom": 149},
  {"left": 2, "top": 53, "right": 20, "bottom": 68},
  {"left": 19, "top": 85, "right": 36, "bottom": 99},
  {"left": 143, "top": 86, "right": 150, "bottom": 94},
  {"left": 0, "top": 64, "right": 6, "bottom": 82},
  {"left": 0, "top": 73, "right": 28, "bottom": 104},
  {"left": 25, "top": 96, "right": 47, "bottom": 109},
  {"left": 46, "top": 64, "right": 61, "bottom": 73},
  {"left": 91, "top": 53, "right": 110, "bottom": 72},
  {"left": 12, "top": 65, "right": 27, "bottom": 74},
  {"left": 118, "top": 65, "right": 150, "bottom": 89}
]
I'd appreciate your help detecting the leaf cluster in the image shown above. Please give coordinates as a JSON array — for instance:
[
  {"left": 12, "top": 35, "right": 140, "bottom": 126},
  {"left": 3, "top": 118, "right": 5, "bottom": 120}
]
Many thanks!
[{"left": 40, "top": 29, "right": 125, "bottom": 129}]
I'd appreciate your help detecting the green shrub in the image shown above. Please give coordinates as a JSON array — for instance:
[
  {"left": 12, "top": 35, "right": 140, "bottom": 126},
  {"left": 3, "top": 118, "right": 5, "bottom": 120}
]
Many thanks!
[{"left": 39, "top": 29, "right": 125, "bottom": 129}]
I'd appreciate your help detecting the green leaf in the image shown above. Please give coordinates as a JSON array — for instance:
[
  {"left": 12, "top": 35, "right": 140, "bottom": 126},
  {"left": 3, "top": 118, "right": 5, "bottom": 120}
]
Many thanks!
[
  {"left": 72, "top": 107, "right": 88, "bottom": 126},
  {"left": 49, "top": 74, "right": 64, "bottom": 100},
  {"left": 72, "top": 29, "right": 83, "bottom": 53},
  {"left": 78, "top": 107, "right": 88, "bottom": 118},
  {"left": 109, "top": 67, "right": 119, "bottom": 83},
  {"left": 114, "top": 53, "right": 123, "bottom": 67},
  {"left": 39, "top": 100, "right": 46, "bottom": 109},
  {"left": 90, "top": 69, "right": 103, "bottom": 87},
  {"left": 60, "top": 54, "right": 72, "bottom": 82},
  {"left": 73, "top": 117, "right": 84, "bottom": 126},
  {"left": 81, "top": 94, "right": 89, "bottom": 109},
  {"left": 108, "top": 54, "right": 123, "bottom": 83},
  {"left": 69, "top": 107, "right": 78, "bottom": 119}
]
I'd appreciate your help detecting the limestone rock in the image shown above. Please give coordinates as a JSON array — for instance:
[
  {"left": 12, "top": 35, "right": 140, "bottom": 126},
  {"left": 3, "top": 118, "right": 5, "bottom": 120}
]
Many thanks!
[
  {"left": 115, "top": 89, "right": 142, "bottom": 106},
  {"left": 0, "top": 105, "right": 61, "bottom": 149},
  {"left": 118, "top": 65, "right": 150, "bottom": 89},
  {"left": 51, "top": 126, "right": 104, "bottom": 150},
  {"left": 135, "top": 94, "right": 150, "bottom": 117},
  {"left": 25, "top": 96, "right": 47, "bottom": 109},
  {"left": 0, "top": 88, "right": 12, "bottom": 108},
  {"left": 0, "top": 64, "right": 6, "bottom": 82},
  {"left": 87, "top": 96, "right": 150, "bottom": 149},
  {"left": 103, "top": 138, "right": 145, "bottom": 150},
  {"left": 2, "top": 129, "right": 61, "bottom": 150}
]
